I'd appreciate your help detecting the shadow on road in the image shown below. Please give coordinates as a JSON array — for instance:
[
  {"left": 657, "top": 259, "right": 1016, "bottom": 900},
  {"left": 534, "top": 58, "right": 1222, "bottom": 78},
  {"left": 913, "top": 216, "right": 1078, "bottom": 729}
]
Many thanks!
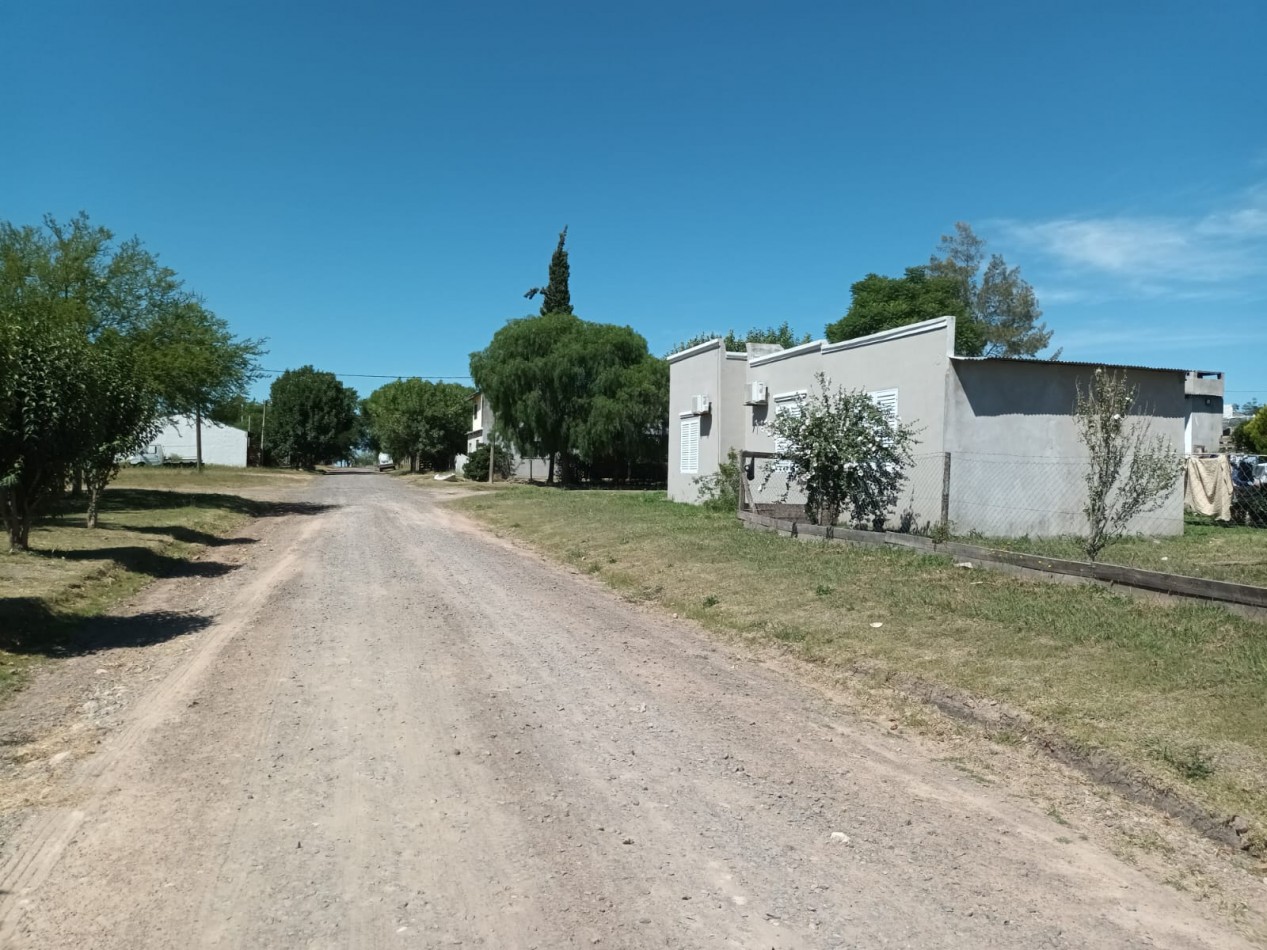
[{"left": 0, "top": 598, "right": 213, "bottom": 657}]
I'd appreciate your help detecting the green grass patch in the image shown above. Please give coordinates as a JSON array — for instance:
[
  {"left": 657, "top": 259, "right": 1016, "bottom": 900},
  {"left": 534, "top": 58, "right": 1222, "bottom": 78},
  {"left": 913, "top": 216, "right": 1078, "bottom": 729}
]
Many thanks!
[
  {"left": 971, "top": 516, "right": 1267, "bottom": 588},
  {"left": 453, "top": 487, "right": 1267, "bottom": 838},
  {"left": 0, "top": 476, "right": 322, "bottom": 700}
]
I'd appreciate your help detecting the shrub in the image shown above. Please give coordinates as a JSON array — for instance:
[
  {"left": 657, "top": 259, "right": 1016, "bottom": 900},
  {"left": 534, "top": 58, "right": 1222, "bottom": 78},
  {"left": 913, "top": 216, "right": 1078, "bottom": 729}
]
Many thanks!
[
  {"left": 1074, "top": 369, "right": 1179, "bottom": 561},
  {"left": 762, "top": 372, "right": 918, "bottom": 526},
  {"left": 463, "top": 441, "right": 513, "bottom": 480},
  {"left": 694, "top": 449, "right": 742, "bottom": 512}
]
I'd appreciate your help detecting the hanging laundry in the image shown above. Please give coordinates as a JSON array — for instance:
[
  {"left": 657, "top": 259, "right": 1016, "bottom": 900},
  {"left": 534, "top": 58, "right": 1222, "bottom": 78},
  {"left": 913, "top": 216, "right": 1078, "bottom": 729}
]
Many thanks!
[{"left": 1184, "top": 455, "right": 1232, "bottom": 521}]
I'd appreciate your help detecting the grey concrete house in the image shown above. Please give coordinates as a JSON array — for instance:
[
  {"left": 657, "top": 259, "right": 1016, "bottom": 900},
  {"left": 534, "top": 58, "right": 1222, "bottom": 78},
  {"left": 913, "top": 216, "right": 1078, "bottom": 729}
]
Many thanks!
[
  {"left": 1184, "top": 371, "right": 1225, "bottom": 453},
  {"left": 668, "top": 316, "right": 1223, "bottom": 538}
]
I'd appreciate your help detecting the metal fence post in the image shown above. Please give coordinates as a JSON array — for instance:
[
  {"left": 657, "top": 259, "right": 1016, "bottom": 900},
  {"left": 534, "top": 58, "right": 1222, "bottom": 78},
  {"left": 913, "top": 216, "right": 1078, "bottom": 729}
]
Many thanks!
[{"left": 940, "top": 452, "right": 952, "bottom": 530}]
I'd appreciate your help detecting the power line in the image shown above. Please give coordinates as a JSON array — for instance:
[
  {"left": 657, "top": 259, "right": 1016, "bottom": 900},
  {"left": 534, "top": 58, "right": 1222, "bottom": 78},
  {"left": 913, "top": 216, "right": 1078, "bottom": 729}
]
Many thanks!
[{"left": 257, "top": 368, "right": 473, "bottom": 380}]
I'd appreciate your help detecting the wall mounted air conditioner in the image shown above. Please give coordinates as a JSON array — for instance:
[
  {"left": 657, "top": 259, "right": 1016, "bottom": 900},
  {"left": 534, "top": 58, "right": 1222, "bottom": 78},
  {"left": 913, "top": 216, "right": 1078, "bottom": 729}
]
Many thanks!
[
  {"left": 692, "top": 394, "right": 712, "bottom": 415},
  {"left": 744, "top": 381, "right": 768, "bottom": 406}
]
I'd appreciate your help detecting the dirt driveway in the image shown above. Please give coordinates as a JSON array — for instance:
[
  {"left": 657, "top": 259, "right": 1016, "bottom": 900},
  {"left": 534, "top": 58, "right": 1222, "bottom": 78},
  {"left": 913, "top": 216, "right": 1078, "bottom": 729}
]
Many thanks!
[{"left": 0, "top": 472, "right": 1256, "bottom": 948}]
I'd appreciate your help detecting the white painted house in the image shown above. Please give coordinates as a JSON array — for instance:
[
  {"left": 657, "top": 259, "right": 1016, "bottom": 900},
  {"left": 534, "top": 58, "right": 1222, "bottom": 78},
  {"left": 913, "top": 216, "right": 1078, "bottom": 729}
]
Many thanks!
[
  {"left": 460, "top": 392, "right": 550, "bottom": 480},
  {"left": 147, "top": 415, "right": 248, "bottom": 467}
]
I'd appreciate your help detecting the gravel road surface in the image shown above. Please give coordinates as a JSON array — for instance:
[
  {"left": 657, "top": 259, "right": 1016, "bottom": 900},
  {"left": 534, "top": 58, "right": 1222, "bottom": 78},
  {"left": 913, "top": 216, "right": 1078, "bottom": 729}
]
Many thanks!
[{"left": 0, "top": 472, "right": 1255, "bottom": 948}]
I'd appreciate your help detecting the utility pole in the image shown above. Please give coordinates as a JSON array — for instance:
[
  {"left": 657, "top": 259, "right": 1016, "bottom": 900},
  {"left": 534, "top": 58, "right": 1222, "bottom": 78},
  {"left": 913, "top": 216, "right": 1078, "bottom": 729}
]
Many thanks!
[{"left": 261, "top": 401, "right": 268, "bottom": 467}]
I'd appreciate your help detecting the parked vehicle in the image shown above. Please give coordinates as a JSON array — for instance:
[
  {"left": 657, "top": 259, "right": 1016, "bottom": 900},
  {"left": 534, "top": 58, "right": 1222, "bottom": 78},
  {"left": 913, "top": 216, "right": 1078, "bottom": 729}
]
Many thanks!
[
  {"left": 125, "top": 445, "right": 197, "bottom": 467},
  {"left": 127, "top": 444, "right": 165, "bottom": 466},
  {"left": 1231, "top": 456, "right": 1267, "bottom": 527}
]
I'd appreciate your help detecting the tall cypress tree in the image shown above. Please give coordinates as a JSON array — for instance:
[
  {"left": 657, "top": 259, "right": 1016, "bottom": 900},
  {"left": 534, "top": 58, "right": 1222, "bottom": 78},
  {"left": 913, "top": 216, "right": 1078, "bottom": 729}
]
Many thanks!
[{"left": 524, "top": 227, "right": 573, "bottom": 315}]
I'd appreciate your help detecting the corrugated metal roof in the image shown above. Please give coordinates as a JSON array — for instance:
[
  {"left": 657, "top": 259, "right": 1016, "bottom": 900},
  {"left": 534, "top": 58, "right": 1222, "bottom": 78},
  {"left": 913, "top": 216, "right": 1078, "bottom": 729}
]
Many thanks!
[{"left": 950, "top": 355, "right": 1208, "bottom": 376}]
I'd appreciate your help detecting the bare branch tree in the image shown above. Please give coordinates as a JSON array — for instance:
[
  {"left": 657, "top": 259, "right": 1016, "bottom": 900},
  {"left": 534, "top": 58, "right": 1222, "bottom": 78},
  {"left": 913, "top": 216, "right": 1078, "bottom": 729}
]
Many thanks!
[{"left": 1075, "top": 369, "right": 1179, "bottom": 561}]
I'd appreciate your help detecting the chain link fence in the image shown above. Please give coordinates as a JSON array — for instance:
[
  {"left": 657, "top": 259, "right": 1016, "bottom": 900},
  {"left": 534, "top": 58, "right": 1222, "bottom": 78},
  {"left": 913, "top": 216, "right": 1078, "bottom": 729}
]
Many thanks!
[
  {"left": 1231, "top": 454, "right": 1267, "bottom": 528},
  {"left": 740, "top": 450, "right": 1267, "bottom": 550}
]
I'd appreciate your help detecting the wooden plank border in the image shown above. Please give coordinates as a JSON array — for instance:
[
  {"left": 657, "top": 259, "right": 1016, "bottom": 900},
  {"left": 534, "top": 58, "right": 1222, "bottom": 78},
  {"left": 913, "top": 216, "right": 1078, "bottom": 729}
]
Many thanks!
[{"left": 738, "top": 509, "right": 1267, "bottom": 616}]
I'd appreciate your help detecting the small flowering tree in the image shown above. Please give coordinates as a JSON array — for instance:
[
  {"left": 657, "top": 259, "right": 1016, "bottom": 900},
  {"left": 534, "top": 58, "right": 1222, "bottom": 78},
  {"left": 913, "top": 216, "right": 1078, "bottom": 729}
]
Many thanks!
[
  {"left": 762, "top": 373, "right": 918, "bottom": 527},
  {"left": 1075, "top": 368, "right": 1179, "bottom": 561}
]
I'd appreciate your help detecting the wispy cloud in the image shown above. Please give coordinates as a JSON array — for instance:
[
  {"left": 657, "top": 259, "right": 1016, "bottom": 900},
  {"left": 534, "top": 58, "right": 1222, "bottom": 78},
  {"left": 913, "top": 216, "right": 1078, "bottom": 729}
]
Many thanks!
[{"left": 999, "top": 185, "right": 1267, "bottom": 295}]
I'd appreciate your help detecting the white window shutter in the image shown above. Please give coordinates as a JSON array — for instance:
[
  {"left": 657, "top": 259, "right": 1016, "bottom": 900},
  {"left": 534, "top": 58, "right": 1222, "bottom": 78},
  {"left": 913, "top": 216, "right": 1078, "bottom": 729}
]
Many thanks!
[
  {"left": 773, "top": 397, "right": 803, "bottom": 471},
  {"left": 680, "top": 418, "right": 700, "bottom": 474},
  {"left": 869, "top": 389, "right": 898, "bottom": 425}
]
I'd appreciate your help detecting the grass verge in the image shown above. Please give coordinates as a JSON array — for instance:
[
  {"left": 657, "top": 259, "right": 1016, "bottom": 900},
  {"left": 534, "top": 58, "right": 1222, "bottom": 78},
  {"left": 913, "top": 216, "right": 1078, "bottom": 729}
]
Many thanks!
[
  {"left": 454, "top": 487, "right": 1267, "bottom": 850},
  {"left": 112, "top": 465, "right": 312, "bottom": 492},
  {"left": 965, "top": 516, "right": 1267, "bottom": 588},
  {"left": 0, "top": 470, "right": 316, "bottom": 700}
]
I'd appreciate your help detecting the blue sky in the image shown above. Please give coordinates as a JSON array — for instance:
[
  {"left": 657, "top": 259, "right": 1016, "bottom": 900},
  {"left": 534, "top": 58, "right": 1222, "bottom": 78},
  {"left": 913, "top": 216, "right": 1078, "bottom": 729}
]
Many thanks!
[{"left": 4, "top": 1, "right": 1265, "bottom": 407}]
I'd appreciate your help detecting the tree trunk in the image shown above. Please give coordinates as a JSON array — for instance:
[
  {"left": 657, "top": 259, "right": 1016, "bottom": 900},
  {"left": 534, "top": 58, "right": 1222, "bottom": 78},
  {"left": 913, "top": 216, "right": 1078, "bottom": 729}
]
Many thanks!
[
  {"left": 86, "top": 486, "right": 101, "bottom": 529},
  {"left": 547, "top": 454, "right": 555, "bottom": 485},
  {"left": 195, "top": 406, "right": 204, "bottom": 474},
  {"left": 2, "top": 490, "right": 31, "bottom": 553},
  {"left": 72, "top": 468, "right": 83, "bottom": 498}
]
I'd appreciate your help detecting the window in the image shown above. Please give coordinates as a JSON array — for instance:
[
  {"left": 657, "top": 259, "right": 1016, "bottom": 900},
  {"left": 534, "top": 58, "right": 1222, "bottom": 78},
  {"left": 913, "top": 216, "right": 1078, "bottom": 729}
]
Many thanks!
[
  {"left": 680, "top": 417, "right": 700, "bottom": 474},
  {"left": 868, "top": 388, "right": 898, "bottom": 424},
  {"left": 772, "top": 393, "right": 804, "bottom": 472}
]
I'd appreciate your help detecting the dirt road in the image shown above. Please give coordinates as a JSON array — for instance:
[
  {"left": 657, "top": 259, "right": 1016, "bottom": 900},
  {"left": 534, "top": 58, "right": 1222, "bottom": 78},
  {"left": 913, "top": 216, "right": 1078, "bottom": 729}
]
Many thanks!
[{"left": 0, "top": 473, "right": 1256, "bottom": 948}]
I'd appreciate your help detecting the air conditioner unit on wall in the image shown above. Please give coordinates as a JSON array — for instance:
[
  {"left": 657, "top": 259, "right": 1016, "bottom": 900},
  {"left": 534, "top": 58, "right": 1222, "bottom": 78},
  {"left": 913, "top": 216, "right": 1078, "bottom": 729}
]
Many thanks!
[
  {"left": 692, "top": 394, "right": 712, "bottom": 415},
  {"left": 744, "top": 381, "right": 768, "bottom": 406}
]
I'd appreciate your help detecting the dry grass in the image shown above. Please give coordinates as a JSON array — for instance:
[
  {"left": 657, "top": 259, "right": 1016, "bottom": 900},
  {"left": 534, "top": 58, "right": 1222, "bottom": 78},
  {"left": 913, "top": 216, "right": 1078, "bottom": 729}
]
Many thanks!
[
  {"left": 454, "top": 487, "right": 1267, "bottom": 845},
  {"left": 0, "top": 468, "right": 313, "bottom": 700},
  {"left": 113, "top": 465, "right": 312, "bottom": 492}
]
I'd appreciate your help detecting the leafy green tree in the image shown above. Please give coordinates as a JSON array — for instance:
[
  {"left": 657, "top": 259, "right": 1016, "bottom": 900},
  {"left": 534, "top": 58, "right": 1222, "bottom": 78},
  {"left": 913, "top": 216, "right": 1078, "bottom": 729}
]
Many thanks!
[
  {"left": 268, "top": 367, "right": 359, "bottom": 470},
  {"left": 928, "top": 222, "right": 1053, "bottom": 357},
  {"left": 0, "top": 215, "right": 177, "bottom": 544},
  {"left": 471, "top": 312, "right": 582, "bottom": 483},
  {"left": 81, "top": 346, "right": 160, "bottom": 528},
  {"left": 524, "top": 226, "right": 573, "bottom": 315},
  {"left": 363, "top": 378, "right": 474, "bottom": 472},
  {"left": 573, "top": 351, "right": 668, "bottom": 477},
  {"left": 0, "top": 212, "right": 261, "bottom": 544},
  {"left": 669, "top": 322, "right": 811, "bottom": 356},
  {"left": 0, "top": 213, "right": 185, "bottom": 342},
  {"left": 762, "top": 373, "right": 919, "bottom": 527},
  {"left": 471, "top": 313, "right": 667, "bottom": 484},
  {"left": 1235, "top": 406, "right": 1267, "bottom": 453},
  {"left": 137, "top": 300, "right": 264, "bottom": 471},
  {"left": 0, "top": 313, "right": 99, "bottom": 550},
  {"left": 826, "top": 267, "right": 985, "bottom": 356}
]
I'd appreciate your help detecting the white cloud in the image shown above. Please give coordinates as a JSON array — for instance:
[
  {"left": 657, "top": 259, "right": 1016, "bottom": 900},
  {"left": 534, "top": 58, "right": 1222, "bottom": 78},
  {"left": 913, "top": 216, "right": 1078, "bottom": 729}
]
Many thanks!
[{"left": 999, "top": 185, "right": 1267, "bottom": 293}]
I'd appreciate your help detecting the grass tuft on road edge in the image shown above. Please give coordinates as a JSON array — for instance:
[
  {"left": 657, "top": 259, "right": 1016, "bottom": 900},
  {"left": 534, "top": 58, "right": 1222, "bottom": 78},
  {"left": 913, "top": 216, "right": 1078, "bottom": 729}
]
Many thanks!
[{"left": 452, "top": 487, "right": 1267, "bottom": 849}]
